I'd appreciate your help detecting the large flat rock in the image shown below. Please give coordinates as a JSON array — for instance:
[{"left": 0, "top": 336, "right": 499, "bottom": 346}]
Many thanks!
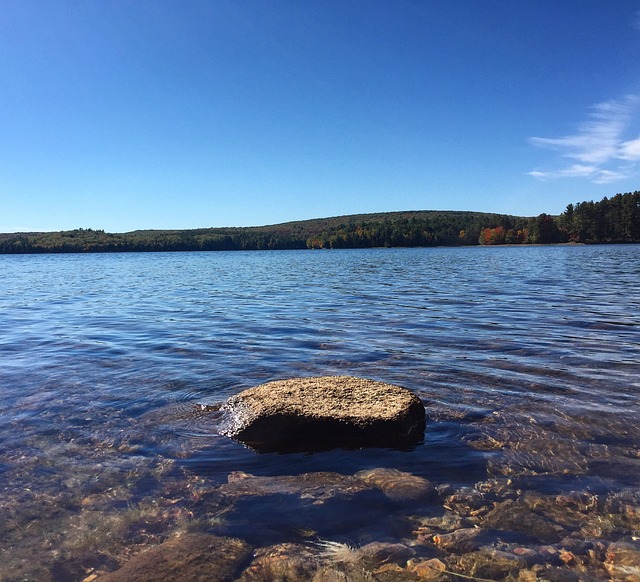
[{"left": 219, "top": 376, "right": 426, "bottom": 452}]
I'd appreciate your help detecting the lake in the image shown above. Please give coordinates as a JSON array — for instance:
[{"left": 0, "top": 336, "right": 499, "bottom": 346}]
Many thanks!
[{"left": 1, "top": 245, "right": 639, "bottom": 580}]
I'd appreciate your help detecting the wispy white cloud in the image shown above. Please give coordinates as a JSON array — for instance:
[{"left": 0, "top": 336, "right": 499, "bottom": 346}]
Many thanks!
[
  {"left": 592, "top": 169, "right": 632, "bottom": 184},
  {"left": 528, "top": 95, "right": 640, "bottom": 184},
  {"left": 528, "top": 164, "right": 595, "bottom": 179},
  {"left": 527, "top": 164, "right": 630, "bottom": 183},
  {"left": 619, "top": 136, "right": 640, "bottom": 160}
]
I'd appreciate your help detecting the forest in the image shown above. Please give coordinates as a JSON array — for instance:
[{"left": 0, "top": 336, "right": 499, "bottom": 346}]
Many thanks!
[{"left": 0, "top": 190, "right": 638, "bottom": 254}]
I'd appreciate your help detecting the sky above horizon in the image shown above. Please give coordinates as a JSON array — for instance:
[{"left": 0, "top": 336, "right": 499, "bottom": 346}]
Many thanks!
[{"left": 2, "top": 1, "right": 640, "bottom": 233}]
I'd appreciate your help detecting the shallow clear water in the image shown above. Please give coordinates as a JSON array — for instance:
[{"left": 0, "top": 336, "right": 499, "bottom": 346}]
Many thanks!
[{"left": 1, "top": 245, "right": 639, "bottom": 579}]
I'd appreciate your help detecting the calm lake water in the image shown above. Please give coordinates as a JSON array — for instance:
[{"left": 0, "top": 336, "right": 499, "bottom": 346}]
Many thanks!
[{"left": 1, "top": 245, "right": 639, "bottom": 580}]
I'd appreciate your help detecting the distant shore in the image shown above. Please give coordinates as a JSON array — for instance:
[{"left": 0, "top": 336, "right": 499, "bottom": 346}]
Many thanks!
[{"left": 1, "top": 190, "right": 639, "bottom": 253}]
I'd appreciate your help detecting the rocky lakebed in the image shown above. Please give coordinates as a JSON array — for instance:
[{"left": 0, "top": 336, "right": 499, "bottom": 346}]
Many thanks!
[{"left": 2, "top": 376, "right": 639, "bottom": 581}]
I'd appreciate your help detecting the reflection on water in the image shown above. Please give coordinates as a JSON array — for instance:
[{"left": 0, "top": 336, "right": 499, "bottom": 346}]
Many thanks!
[{"left": 1, "top": 245, "right": 639, "bottom": 580}]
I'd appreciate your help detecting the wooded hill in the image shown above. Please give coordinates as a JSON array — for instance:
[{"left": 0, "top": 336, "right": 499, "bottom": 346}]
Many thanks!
[{"left": 1, "top": 191, "right": 638, "bottom": 254}]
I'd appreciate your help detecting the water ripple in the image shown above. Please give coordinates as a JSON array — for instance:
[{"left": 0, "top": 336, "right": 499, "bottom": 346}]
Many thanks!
[{"left": 1, "top": 246, "right": 639, "bottom": 576}]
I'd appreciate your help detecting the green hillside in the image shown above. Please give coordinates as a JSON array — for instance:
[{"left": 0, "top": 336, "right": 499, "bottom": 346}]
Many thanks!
[{"left": 1, "top": 191, "right": 638, "bottom": 254}]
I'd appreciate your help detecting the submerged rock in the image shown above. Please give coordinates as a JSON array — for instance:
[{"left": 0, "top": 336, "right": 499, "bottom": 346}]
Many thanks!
[
  {"left": 482, "top": 499, "right": 565, "bottom": 544},
  {"left": 605, "top": 542, "right": 640, "bottom": 580},
  {"left": 431, "top": 527, "right": 488, "bottom": 553},
  {"left": 219, "top": 376, "right": 426, "bottom": 452},
  {"left": 452, "top": 548, "right": 526, "bottom": 580},
  {"left": 101, "top": 533, "right": 251, "bottom": 582},
  {"left": 237, "top": 540, "right": 415, "bottom": 581},
  {"left": 210, "top": 471, "right": 391, "bottom": 544},
  {"left": 407, "top": 557, "right": 448, "bottom": 580},
  {"left": 357, "top": 541, "right": 415, "bottom": 567},
  {"left": 355, "top": 468, "right": 435, "bottom": 502},
  {"left": 237, "top": 543, "right": 321, "bottom": 581},
  {"left": 221, "top": 470, "right": 379, "bottom": 501}
]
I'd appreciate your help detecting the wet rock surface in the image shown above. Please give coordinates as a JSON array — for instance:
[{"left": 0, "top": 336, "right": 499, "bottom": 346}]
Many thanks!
[{"left": 219, "top": 376, "right": 426, "bottom": 452}]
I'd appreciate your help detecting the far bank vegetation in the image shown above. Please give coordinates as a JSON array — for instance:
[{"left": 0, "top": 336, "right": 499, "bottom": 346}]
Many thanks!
[{"left": 1, "top": 191, "right": 638, "bottom": 254}]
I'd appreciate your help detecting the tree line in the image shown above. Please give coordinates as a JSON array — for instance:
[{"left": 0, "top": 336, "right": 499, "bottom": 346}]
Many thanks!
[{"left": 1, "top": 190, "right": 638, "bottom": 254}]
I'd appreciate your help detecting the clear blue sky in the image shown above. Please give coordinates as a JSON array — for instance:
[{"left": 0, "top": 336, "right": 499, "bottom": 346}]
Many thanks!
[{"left": 2, "top": 1, "right": 640, "bottom": 233}]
